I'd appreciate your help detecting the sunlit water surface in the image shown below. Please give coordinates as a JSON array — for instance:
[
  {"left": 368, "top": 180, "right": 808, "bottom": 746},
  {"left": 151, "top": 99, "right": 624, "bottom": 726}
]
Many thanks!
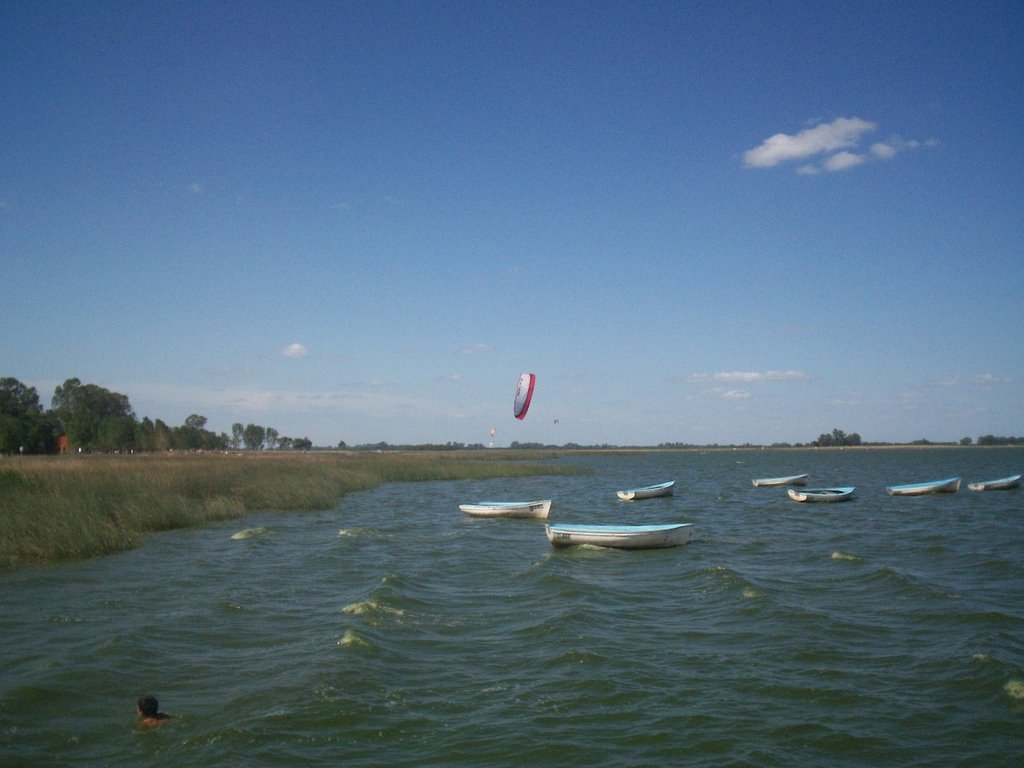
[{"left": 2, "top": 448, "right": 1023, "bottom": 766}]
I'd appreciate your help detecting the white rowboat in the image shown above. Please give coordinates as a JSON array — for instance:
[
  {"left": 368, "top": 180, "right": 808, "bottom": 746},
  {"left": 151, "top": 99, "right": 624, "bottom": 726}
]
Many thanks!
[
  {"left": 545, "top": 523, "right": 694, "bottom": 550},
  {"left": 617, "top": 481, "right": 675, "bottom": 501},
  {"left": 459, "top": 500, "right": 552, "bottom": 519},
  {"left": 787, "top": 486, "right": 855, "bottom": 503},
  {"left": 752, "top": 474, "right": 809, "bottom": 487},
  {"left": 886, "top": 477, "right": 961, "bottom": 496},
  {"left": 967, "top": 474, "right": 1021, "bottom": 491}
]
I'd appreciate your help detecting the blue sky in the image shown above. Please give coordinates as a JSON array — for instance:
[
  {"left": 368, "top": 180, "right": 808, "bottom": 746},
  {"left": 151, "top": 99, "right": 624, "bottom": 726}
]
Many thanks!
[{"left": 3, "top": 1, "right": 1022, "bottom": 446}]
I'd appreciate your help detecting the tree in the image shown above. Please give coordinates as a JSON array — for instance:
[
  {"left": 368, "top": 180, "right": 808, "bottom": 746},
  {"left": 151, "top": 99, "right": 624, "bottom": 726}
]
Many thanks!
[
  {"left": 960, "top": 436, "right": 973, "bottom": 446},
  {"left": 231, "top": 423, "right": 244, "bottom": 450},
  {"left": 0, "top": 377, "right": 48, "bottom": 454},
  {"left": 185, "top": 414, "right": 207, "bottom": 431},
  {"left": 812, "top": 428, "right": 862, "bottom": 447},
  {"left": 265, "top": 427, "right": 279, "bottom": 450},
  {"left": 153, "top": 419, "right": 172, "bottom": 451},
  {"left": 242, "top": 423, "right": 266, "bottom": 450},
  {"left": 96, "top": 415, "right": 137, "bottom": 453},
  {"left": 51, "top": 378, "right": 136, "bottom": 452}
]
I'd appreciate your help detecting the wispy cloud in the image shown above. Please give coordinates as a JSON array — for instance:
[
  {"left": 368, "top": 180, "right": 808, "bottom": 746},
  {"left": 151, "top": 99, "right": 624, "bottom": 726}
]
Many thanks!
[
  {"left": 973, "top": 373, "right": 1008, "bottom": 385},
  {"left": 744, "top": 117, "right": 935, "bottom": 174},
  {"left": 936, "top": 373, "right": 1008, "bottom": 387},
  {"left": 823, "top": 151, "right": 868, "bottom": 172},
  {"left": 720, "top": 389, "right": 751, "bottom": 400},
  {"left": 458, "top": 343, "right": 494, "bottom": 355},
  {"left": 127, "top": 379, "right": 424, "bottom": 418},
  {"left": 688, "top": 370, "right": 807, "bottom": 384},
  {"left": 281, "top": 342, "right": 309, "bottom": 358}
]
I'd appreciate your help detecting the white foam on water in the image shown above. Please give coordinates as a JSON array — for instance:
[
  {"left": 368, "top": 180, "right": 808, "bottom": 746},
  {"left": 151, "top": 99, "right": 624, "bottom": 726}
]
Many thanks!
[
  {"left": 338, "top": 527, "right": 376, "bottom": 537},
  {"left": 230, "top": 526, "right": 268, "bottom": 540},
  {"left": 1004, "top": 679, "right": 1024, "bottom": 700},
  {"left": 831, "top": 551, "right": 859, "bottom": 561},
  {"left": 338, "top": 629, "right": 369, "bottom": 647},
  {"left": 342, "top": 600, "right": 405, "bottom": 619}
]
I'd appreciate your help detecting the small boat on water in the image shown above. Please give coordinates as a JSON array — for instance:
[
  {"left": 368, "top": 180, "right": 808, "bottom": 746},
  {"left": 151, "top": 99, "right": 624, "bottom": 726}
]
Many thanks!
[
  {"left": 967, "top": 474, "right": 1021, "bottom": 491},
  {"left": 616, "top": 480, "right": 675, "bottom": 501},
  {"left": 752, "top": 474, "right": 809, "bottom": 487},
  {"left": 545, "top": 523, "right": 694, "bottom": 550},
  {"left": 886, "top": 477, "right": 961, "bottom": 496},
  {"left": 459, "top": 500, "right": 552, "bottom": 519},
  {"left": 787, "top": 486, "right": 855, "bottom": 503}
]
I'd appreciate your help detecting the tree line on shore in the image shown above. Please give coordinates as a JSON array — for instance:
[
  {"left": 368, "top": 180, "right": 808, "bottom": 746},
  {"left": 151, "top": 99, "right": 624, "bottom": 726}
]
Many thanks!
[
  {"left": 0, "top": 377, "right": 311, "bottom": 455},
  {"left": 2, "top": 377, "right": 1020, "bottom": 455}
]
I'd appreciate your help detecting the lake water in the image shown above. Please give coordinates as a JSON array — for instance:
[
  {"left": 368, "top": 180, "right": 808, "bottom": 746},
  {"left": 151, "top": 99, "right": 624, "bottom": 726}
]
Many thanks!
[{"left": 2, "top": 448, "right": 1023, "bottom": 767}]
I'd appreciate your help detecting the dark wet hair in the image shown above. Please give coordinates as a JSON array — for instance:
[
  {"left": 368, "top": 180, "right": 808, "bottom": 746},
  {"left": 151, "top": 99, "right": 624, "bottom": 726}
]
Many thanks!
[{"left": 137, "top": 696, "right": 159, "bottom": 717}]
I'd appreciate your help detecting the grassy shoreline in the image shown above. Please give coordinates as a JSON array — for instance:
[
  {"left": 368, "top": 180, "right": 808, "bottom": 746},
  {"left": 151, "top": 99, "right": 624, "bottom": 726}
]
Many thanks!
[{"left": 0, "top": 451, "right": 582, "bottom": 570}]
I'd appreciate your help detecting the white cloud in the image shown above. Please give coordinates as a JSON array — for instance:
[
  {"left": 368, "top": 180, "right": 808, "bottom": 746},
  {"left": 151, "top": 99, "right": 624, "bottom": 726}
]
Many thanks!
[
  {"left": 973, "top": 373, "right": 1008, "bottom": 385},
  {"left": 458, "top": 343, "right": 494, "bottom": 355},
  {"left": 823, "top": 151, "right": 867, "bottom": 171},
  {"left": 743, "top": 117, "right": 876, "bottom": 168},
  {"left": 721, "top": 389, "right": 751, "bottom": 400},
  {"left": 765, "top": 370, "right": 808, "bottom": 381},
  {"left": 744, "top": 118, "right": 936, "bottom": 174},
  {"left": 281, "top": 342, "right": 309, "bottom": 358},
  {"left": 870, "top": 142, "right": 898, "bottom": 159},
  {"left": 687, "top": 370, "right": 807, "bottom": 399},
  {"left": 707, "top": 370, "right": 807, "bottom": 383},
  {"left": 189, "top": 181, "right": 203, "bottom": 194}
]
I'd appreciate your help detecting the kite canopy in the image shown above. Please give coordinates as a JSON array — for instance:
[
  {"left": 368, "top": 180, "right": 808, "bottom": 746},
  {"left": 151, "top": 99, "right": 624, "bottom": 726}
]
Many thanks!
[{"left": 513, "top": 373, "right": 535, "bottom": 420}]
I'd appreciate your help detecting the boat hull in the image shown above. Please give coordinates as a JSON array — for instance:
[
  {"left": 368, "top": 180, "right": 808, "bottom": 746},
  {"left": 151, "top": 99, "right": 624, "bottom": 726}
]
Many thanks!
[
  {"left": 545, "top": 523, "right": 694, "bottom": 549},
  {"left": 788, "top": 487, "right": 855, "bottom": 503},
  {"left": 968, "top": 474, "right": 1021, "bottom": 491},
  {"left": 617, "top": 481, "right": 675, "bottom": 501},
  {"left": 886, "top": 477, "right": 961, "bottom": 496},
  {"left": 459, "top": 500, "right": 552, "bottom": 519},
  {"left": 752, "top": 474, "right": 809, "bottom": 487}
]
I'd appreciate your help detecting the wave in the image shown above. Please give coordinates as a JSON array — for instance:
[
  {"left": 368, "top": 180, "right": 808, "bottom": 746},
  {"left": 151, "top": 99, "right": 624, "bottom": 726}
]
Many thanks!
[
  {"left": 341, "top": 599, "right": 406, "bottom": 624},
  {"left": 229, "top": 526, "right": 269, "bottom": 540},
  {"left": 337, "top": 628, "right": 371, "bottom": 648},
  {"left": 831, "top": 550, "right": 861, "bottom": 562}
]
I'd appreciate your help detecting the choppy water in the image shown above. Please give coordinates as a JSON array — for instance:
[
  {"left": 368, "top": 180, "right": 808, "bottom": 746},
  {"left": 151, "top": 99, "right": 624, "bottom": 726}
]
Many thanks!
[{"left": 2, "top": 448, "right": 1023, "bottom": 767}]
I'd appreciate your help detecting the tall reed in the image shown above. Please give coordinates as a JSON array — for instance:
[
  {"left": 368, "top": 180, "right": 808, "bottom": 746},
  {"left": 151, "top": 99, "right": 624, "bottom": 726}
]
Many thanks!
[{"left": 0, "top": 451, "right": 579, "bottom": 569}]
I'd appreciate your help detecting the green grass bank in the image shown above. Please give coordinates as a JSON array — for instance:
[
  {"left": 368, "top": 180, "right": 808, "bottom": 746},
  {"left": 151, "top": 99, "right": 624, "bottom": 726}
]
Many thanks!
[{"left": 0, "top": 451, "right": 581, "bottom": 570}]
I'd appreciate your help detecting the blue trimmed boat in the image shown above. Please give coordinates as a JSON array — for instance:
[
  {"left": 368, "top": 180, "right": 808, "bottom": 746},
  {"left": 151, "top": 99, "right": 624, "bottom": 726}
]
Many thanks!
[
  {"left": 752, "top": 474, "right": 809, "bottom": 487},
  {"left": 886, "top": 477, "right": 960, "bottom": 496},
  {"left": 459, "top": 500, "right": 551, "bottom": 519},
  {"left": 788, "top": 486, "right": 855, "bottom": 503},
  {"left": 545, "top": 523, "right": 694, "bottom": 549},
  {"left": 617, "top": 480, "right": 675, "bottom": 500},
  {"left": 968, "top": 474, "right": 1021, "bottom": 491}
]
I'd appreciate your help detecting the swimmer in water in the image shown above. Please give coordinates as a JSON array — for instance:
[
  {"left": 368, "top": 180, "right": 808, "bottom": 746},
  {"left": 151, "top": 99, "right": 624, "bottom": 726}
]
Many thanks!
[{"left": 136, "top": 695, "right": 171, "bottom": 728}]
